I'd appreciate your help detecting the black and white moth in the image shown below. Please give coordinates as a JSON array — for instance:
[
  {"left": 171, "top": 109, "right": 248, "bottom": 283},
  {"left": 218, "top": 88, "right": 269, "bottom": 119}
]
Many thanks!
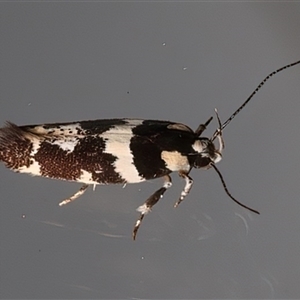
[{"left": 0, "top": 60, "right": 299, "bottom": 240}]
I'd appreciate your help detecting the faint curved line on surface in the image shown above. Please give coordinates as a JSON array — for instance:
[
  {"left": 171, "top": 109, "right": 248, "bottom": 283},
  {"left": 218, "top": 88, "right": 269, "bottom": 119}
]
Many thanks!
[{"left": 234, "top": 212, "right": 249, "bottom": 235}]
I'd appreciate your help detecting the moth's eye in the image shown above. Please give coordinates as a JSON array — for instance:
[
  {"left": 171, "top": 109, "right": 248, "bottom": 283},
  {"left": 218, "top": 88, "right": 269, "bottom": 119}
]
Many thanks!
[{"left": 194, "top": 156, "right": 211, "bottom": 169}]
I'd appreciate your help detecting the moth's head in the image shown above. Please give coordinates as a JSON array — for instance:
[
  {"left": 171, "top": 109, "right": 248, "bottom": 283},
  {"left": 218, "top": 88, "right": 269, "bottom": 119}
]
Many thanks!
[
  {"left": 191, "top": 112, "right": 225, "bottom": 170},
  {"left": 192, "top": 135, "right": 223, "bottom": 169}
]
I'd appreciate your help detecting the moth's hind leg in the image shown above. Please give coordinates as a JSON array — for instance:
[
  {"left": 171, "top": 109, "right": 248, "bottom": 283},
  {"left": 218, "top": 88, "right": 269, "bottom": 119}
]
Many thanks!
[
  {"left": 59, "top": 184, "right": 89, "bottom": 206},
  {"left": 133, "top": 175, "right": 172, "bottom": 240}
]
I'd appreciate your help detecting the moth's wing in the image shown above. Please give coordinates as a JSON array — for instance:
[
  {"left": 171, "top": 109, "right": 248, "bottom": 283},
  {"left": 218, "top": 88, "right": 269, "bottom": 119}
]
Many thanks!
[
  {"left": 132, "top": 119, "right": 193, "bottom": 136},
  {"left": 19, "top": 118, "right": 193, "bottom": 138},
  {"left": 0, "top": 119, "right": 195, "bottom": 184},
  {"left": 20, "top": 118, "right": 134, "bottom": 137},
  {"left": 15, "top": 119, "right": 145, "bottom": 183}
]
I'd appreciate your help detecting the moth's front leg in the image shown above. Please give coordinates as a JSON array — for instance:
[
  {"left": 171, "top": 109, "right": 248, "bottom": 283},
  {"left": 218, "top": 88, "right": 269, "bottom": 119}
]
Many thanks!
[
  {"left": 174, "top": 171, "right": 193, "bottom": 208},
  {"left": 133, "top": 175, "right": 172, "bottom": 240}
]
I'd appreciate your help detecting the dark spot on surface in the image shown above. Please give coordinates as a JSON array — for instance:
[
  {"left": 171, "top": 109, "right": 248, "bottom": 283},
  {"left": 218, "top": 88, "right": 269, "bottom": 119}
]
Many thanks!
[{"left": 75, "top": 127, "right": 83, "bottom": 135}]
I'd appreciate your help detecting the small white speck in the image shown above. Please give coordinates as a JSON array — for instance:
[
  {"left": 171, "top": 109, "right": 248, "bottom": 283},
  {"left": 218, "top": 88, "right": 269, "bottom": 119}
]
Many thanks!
[
  {"left": 21, "top": 214, "right": 26, "bottom": 219},
  {"left": 183, "top": 67, "right": 187, "bottom": 71},
  {"left": 28, "top": 103, "right": 31, "bottom": 106},
  {"left": 162, "top": 42, "right": 166, "bottom": 46}
]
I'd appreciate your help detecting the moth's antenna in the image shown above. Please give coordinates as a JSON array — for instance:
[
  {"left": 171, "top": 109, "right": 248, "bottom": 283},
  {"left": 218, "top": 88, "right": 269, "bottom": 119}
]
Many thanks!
[
  {"left": 210, "top": 162, "right": 260, "bottom": 215},
  {"left": 195, "top": 116, "right": 213, "bottom": 136},
  {"left": 213, "top": 108, "right": 225, "bottom": 151},
  {"left": 212, "top": 60, "right": 300, "bottom": 140}
]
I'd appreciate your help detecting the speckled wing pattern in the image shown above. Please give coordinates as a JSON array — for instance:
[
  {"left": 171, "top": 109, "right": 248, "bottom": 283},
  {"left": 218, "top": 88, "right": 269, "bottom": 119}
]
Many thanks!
[{"left": 0, "top": 118, "right": 196, "bottom": 185}]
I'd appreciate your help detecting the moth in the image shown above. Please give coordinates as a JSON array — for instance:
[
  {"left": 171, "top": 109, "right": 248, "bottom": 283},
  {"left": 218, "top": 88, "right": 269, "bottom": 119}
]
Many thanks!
[{"left": 0, "top": 60, "right": 299, "bottom": 239}]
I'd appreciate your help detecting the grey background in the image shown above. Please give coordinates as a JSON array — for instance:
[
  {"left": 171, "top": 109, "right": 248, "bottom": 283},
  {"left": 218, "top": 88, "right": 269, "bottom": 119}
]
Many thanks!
[{"left": 1, "top": 3, "right": 300, "bottom": 299}]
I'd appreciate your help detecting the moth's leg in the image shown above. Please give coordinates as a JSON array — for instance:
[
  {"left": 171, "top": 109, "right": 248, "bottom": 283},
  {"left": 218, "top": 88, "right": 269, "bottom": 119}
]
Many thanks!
[
  {"left": 59, "top": 184, "right": 89, "bottom": 206},
  {"left": 174, "top": 172, "right": 193, "bottom": 208},
  {"left": 133, "top": 175, "right": 172, "bottom": 240}
]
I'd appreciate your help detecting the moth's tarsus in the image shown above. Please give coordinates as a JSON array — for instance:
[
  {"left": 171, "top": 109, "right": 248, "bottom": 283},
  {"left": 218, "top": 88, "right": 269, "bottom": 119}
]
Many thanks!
[
  {"left": 133, "top": 214, "right": 145, "bottom": 240},
  {"left": 59, "top": 184, "right": 89, "bottom": 206},
  {"left": 133, "top": 175, "right": 172, "bottom": 240}
]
